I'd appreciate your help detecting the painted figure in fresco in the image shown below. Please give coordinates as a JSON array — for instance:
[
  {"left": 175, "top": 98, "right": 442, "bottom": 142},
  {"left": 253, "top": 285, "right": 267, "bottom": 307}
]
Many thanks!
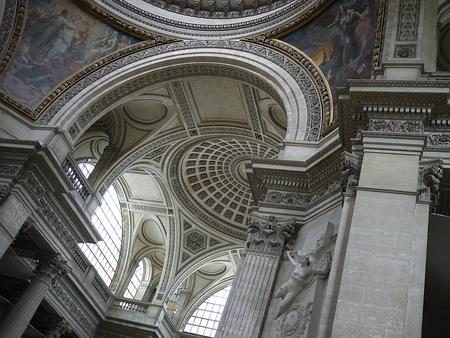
[
  {"left": 36, "top": 10, "right": 76, "bottom": 61},
  {"left": 0, "top": 0, "right": 138, "bottom": 109},
  {"left": 282, "top": 0, "right": 378, "bottom": 100}
]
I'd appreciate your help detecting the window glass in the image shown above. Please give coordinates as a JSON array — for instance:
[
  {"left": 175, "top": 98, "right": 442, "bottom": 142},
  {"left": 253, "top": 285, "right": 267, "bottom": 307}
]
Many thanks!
[
  {"left": 184, "top": 286, "right": 231, "bottom": 337},
  {"left": 78, "top": 162, "right": 123, "bottom": 286},
  {"left": 124, "top": 260, "right": 145, "bottom": 299}
]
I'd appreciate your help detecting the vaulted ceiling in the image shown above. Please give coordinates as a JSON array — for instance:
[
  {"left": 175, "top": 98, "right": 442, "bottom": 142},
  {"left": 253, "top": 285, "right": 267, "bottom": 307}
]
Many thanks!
[{"left": 74, "top": 75, "right": 287, "bottom": 301}]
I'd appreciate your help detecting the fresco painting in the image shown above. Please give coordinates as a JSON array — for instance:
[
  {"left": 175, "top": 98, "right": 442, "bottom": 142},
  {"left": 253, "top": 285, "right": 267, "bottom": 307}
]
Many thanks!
[
  {"left": 283, "top": 0, "right": 379, "bottom": 99},
  {"left": 0, "top": 0, "right": 138, "bottom": 109}
]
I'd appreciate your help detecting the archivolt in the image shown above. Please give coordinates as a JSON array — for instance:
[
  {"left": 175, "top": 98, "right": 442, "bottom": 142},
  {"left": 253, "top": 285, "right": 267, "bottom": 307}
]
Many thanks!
[{"left": 36, "top": 39, "right": 332, "bottom": 143}]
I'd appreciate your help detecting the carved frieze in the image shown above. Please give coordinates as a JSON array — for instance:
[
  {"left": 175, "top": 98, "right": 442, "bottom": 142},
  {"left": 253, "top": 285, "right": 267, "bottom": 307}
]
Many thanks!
[
  {"left": 368, "top": 119, "right": 423, "bottom": 133},
  {"left": 50, "top": 282, "right": 97, "bottom": 336},
  {"left": 264, "top": 180, "right": 341, "bottom": 208},
  {"left": 394, "top": 44, "right": 417, "bottom": 58},
  {"left": 427, "top": 133, "right": 450, "bottom": 147}
]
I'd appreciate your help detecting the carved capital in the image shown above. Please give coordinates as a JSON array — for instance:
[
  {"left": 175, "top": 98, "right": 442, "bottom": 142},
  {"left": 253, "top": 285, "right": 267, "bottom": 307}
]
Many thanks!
[
  {"left": 341, "top": 152, "right": 361, "bottom": 195},
  {"left": 246, "top": 215, "right": 298, "bottom": 254},
  {"left": 35, "top": 253, "right": 70, "bottom": 285},
  {"left": 0, "top": 184, "right": 12, "bottom": 204},
  {"left": 46, "top": 319, "right": 72, "bottom": 338},
  {"left": 417, "top": 159, "right": 444, "bottom": 210}
]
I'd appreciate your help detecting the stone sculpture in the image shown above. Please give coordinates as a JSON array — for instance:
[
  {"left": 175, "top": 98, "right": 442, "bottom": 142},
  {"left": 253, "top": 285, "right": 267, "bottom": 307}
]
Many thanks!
[{"left": 274, "top": 223, "right": 333, "bottom": 320}]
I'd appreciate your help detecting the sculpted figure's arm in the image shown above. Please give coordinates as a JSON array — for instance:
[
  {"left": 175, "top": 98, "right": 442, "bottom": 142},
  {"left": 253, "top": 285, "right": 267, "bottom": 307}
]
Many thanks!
[{"left": 287, "top": 251, "right": 297, "bottom": 266}]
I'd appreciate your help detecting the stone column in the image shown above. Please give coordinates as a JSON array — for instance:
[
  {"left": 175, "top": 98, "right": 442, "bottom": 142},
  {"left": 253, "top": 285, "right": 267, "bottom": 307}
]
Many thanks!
[
  {"left": 331, "top": 128, "right": 430, "bottom": 338},
  {"left": 216, "top": 216, "right": 297, "bottom": 338},
  {"left": 0, "top": 254, "right": 70, "bottom": 338}
]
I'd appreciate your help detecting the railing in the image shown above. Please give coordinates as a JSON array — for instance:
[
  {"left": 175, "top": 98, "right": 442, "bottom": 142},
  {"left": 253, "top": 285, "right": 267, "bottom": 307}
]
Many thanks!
[
  {"left": 72, "top": 246, "right": 90, "bottom": 273},
  {"left": 92, "top": 275, "right": 112, "bottom": 303},
  {"left": 62, "top": 155, "right": 92, "bottom": 201},
  {"left": 113, "top": 298, "right": 150, "bottom": 313}
]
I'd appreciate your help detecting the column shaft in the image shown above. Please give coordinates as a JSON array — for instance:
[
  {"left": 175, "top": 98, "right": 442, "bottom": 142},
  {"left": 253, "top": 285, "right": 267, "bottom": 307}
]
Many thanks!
[
  {"left": 217, "top": 253, "right": 279, "bottom": 338},
  {"left": 0, "top": 276, "right": 49, "bottom": 338}
]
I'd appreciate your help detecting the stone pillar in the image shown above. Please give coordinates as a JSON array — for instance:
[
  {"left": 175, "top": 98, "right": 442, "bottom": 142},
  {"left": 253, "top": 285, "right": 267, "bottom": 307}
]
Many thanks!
[
  {"left": 0, "top": 194, "right": 31, "bottom": 259},
  {"left": 317, "top": 152, "right": 361, "bottom": 338},
  {"left": 216, "top": 216, "right": 297, "bottom": 338},
  {"left": 0, "top": 254, "right": 70, "bottom": 338},
  {"left": 331, "top": 129, "right": 430, "bottom": 338}
]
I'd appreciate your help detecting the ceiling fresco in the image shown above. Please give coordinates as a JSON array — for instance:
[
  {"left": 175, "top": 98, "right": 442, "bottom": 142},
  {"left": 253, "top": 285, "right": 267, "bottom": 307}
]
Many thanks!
[
  {"left": 282, "top": 0, "right": 380, "bottom": 107},
  {"left": 0, "top": 0, "right": 138, "bottom": 109}
]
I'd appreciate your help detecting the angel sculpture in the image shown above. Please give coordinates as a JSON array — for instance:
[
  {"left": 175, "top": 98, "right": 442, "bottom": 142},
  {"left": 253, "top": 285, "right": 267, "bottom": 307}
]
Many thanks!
[{"left": 274, "top": 225, "right": 333, "bottom": 320}]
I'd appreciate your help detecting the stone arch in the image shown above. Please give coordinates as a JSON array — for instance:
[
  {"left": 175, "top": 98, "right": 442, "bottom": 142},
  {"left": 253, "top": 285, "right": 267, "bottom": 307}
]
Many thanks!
[{"left": 36, "top": 39, "right": 332, "bottom": 143}]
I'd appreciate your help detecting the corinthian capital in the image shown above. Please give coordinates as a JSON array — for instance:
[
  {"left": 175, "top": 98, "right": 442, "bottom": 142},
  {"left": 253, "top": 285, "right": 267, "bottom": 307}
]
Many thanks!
[
  {"left": 35, "top": 253, "right": 71, "bottom": 284},
  {"left": 246, "top": 215, "right": 298, "bottom": 254}
]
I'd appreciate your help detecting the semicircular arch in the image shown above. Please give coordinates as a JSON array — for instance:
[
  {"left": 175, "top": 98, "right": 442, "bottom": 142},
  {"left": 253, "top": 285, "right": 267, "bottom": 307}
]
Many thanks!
[{"left": 36, "top": 39, "right": 332, "bottom": 144}]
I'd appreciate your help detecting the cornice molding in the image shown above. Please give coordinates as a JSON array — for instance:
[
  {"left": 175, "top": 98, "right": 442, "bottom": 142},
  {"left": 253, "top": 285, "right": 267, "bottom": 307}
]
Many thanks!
[{"left": 81, "top": 0, "right": 333, "bottom": 39}]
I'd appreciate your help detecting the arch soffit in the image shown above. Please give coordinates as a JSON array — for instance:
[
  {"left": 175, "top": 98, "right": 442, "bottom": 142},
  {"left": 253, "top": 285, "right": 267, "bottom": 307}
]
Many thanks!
[
  {"left": 164, "top": 249, "right": 238, "bottom": 304},
  {"left": 35, "top": 39, "right": 332, "bottom": 143}
]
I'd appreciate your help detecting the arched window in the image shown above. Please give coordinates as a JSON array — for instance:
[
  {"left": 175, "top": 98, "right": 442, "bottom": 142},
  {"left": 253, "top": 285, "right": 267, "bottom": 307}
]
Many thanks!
[
  {"left": 124, "top": 259, "right": 147, "bottom": 300},
  {"left": 78, "top": 162, "right": 123, "bottom": 286},
  {"left": 184, "top": 286, "right": 231, "bottom": 337}
]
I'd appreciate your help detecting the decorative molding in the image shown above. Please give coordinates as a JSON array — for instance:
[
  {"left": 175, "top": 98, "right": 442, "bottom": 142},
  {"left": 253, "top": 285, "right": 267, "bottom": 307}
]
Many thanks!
[
  {"left": 76, "top": 0, "right": 168, "bottom": 40},
  {"left": 144, "top": 0, "right": 292, "bottom": 19},
  {"left": 170, "top": 81, "right": 197, "bottom": 131},
  {"left": 86, "top": 0, "right": 334, "bottom": 39},
  {"left": 0, "top": 0, "right": 26, "bottom": 76},
  {"left": 184, "top": 230, "right": 207, "bottom": 254},
  {"left": 397, "top": 0, "right": 421, "bottom": 41},
  {"left": 263, "top": 180, "right": 341, "bottom": 210},
  {"left": 368, "top": 119, "right": 424, "bottom": 133},
  {"left": 371, "top": 0, "right": 387, "bottom": 77},
  {"left": 242, "top": 84, "right": 263, "bottom": 138},
  {"left": 394, "top": 43, "right": 417, "bottom": 58},
  {"left": 50, "top": 282, "right": 97, "bottom": 336},
  {"left": 427, "top": 133, "right": 450, "bottom": 147},
  {"left": 32, "top": 39, "right": 327, "bottom": 143}
]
